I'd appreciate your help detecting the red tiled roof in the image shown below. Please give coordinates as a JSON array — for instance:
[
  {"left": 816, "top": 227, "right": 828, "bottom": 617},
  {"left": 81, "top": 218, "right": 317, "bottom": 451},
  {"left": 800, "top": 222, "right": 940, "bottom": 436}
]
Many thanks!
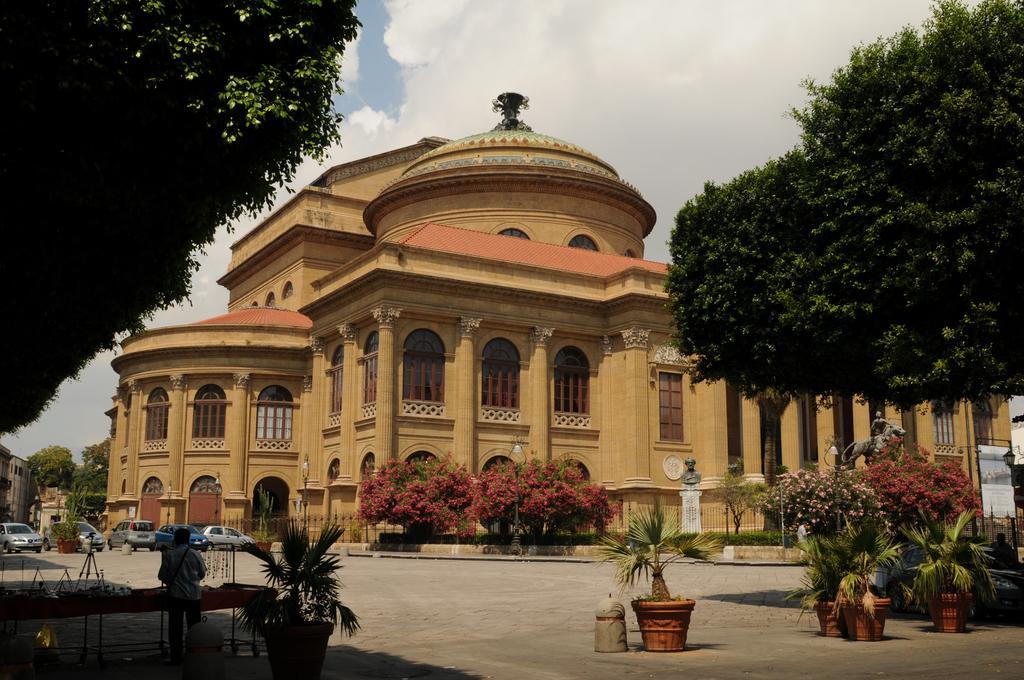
[
  {"left": 399, "top": 223, "right": 667, "bottom": 277},
  {"left": 193, "top": 308, "right": 313, "bottom": 329}
]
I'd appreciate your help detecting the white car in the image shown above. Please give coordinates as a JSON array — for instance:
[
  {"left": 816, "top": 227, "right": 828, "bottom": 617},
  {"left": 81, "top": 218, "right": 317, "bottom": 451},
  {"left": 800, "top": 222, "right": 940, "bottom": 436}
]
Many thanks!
[
  {"left": 201, "top": 525, "right": 254, "bottom": 549},
  {"left": 0, "top": 523, "right": 44, "bottom": 553}
]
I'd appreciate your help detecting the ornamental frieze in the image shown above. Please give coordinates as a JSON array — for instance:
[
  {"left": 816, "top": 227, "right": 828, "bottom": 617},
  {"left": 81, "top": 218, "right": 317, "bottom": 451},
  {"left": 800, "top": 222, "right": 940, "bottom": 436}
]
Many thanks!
[{"left": 653, "top": 343, "right": 688, "bottom": 367}]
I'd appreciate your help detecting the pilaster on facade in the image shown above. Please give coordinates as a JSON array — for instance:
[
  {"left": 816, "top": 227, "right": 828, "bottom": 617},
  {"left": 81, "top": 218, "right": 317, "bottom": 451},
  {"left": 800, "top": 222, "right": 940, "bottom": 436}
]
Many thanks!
[
  {"left": 454, "top": 317, "right": 482, "bottom": 466},
  {"left": 373, "top": 305, "right": 402, "bottom": 461},
  {"left": 620, "top": 326, "right": 651, "bottom": 350},
  {"left": 600, "top": 335, "right": 613, "bottom": 356},
  {"left": 529, "top": 326, "right": 554, "bottom": 460},
  {"left": 228, "top": 373, "right": 251, "bottom": 497},
  {"left": 338, "top": 322, "right": 359, "bottom": 480},
  {"left": 741, "top": 398, "right": 763, "bottom": 475},
  {"left": 620, "top": 327, "right": 652, "bottom": 482},
  {"left": 125, "top": 380, "right": 144, "bottom": 497},
  {"left": 371, "top": 305, "right": 402, "bottom": 329},
  {"left": 309, "top": 336, "right": 325, "bottom": 356},
  {"left": 167, "top": 374, "right": 187, "bottom": 496}
]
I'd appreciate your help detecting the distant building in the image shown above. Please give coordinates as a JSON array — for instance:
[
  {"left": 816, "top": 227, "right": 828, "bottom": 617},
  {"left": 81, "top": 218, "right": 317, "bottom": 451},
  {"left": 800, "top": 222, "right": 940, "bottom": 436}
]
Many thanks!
[{"left": 0, "top": 444, "right": 39, "bottom": 525}]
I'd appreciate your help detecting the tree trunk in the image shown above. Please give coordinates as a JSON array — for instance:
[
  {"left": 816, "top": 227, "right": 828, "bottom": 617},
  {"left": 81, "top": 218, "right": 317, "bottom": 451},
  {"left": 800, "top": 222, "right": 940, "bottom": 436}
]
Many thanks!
[
  {"left": 758, "top": 392, "right": 790, "bottom": 486},
  {"left": 651, "top": 569, "right": 671, "bottom": 600}
]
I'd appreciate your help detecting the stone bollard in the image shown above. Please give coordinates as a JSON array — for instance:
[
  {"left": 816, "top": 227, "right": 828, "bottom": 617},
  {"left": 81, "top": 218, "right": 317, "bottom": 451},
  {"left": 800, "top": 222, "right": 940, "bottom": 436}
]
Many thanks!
[
  {"left": 594, "top": 597, "right": 627, "bottom": 653},
  {"left": 121, "top": 541, "right": 133, "bottom": 554},
  {"left": 182, "top": 622, "right": 224, "bottom": 680}
]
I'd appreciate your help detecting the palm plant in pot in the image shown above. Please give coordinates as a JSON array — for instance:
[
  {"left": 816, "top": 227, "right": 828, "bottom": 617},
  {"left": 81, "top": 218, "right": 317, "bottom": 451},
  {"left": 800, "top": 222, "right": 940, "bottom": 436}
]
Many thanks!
[
  {"left": 789, "top": 535, "right": 848, "bottom": 637},
  {"left": 835, "top": 523, "right": 902, "bottom": 641},
  {"left": 901, "top": 510, "right": 995, "bottom": 633},
  {"left": 596, "top": 502, "right": 722, "bottom": 652},
  {"left": 240, "top": 521, "right": 358, "bottom": 680}
]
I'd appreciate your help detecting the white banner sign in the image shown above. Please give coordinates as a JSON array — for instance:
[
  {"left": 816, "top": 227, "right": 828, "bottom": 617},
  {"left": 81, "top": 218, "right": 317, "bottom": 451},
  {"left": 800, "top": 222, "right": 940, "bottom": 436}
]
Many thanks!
[{"left": 978, "top": 444, "right": 1015, "bottom": 517}]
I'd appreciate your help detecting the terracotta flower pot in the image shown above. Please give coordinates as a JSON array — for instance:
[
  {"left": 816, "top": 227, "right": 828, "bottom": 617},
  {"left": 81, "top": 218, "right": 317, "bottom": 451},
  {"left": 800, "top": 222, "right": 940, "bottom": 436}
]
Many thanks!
[
  {"left": 631, "top": 599, "right": 695, "bottom": 652},
  {"left": 57, "top": 539, "right": 78, "bottom": 554},
  {"left": 255, "top": 541, "right": 272, "bottom": 553},
  {"left": 840, "top": 598, "right": 891, "bottom": 642},
  {"left": 264, "top": 622, "right": 333, "bottom": 680},
  {"left": 929, "top": 592, "right": 972, "bottom": 633},
  {"left": 814, "top": 601, "right": 844, "bottom": 637}
]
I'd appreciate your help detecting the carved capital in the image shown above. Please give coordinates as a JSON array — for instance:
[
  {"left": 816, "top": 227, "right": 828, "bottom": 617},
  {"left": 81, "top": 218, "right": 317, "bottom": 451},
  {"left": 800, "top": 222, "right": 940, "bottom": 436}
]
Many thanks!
[
  {"left": 601, "top": 335, "right": 613, "bottom": 356},
  {"left": 303, "top": 375, "right": 314, "bottom": 392},
  {"left": 531, "top": 326, "right": 554, "bottom": 347},
  {"left": 128, "top": 379, "right": 142, "bottom": 394},
  {"left": 309, "top": 336, "right": 325, "bottom": 355},
  {"left": 372, "top": 305, "right": 402, "bottom": 329},
  {"left": 338, "top": 322, "right": 357, "bottom": 343},
  {"left": 620, "top": 326, "right": 651, "bottom": 350},
  {"left": 458, "top": 317, "right": 482, "bottom": 337},
  {"left": 653, "top": 343, "right": 688, "bottom": 367},
  {"left": 169, "top": 374, "right": 186, "bottom": 390},
  {"left": 232, "top": 373, "right": 250, "bottom": 389}
]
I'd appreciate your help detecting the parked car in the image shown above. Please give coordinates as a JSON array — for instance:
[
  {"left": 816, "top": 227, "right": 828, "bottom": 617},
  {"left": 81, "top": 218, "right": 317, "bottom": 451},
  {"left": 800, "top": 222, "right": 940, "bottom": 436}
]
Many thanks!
[
  {"left": 108, "top": 519, "right": 157, "bottom": 551},
  {"left": 0, "top": 523, "right": 44, "bottom": 553},
  {"left": 201, "top": 525, "right": 254, "bottom": 549},
  {"left": 155, "top": 524, "right": 211, "bottom": 551},
  {"left": 887, "top": 545, "right": 1024, "bottom": 619},
  {"left": 76, "top": 521, "right": 105, "bottom": 552}
]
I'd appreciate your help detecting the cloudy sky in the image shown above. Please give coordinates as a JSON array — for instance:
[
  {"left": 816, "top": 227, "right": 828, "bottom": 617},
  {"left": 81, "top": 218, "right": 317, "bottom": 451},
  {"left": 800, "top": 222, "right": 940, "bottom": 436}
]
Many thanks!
[{"left": 5, "top": 0, "right": 1013, "bottom": 460}]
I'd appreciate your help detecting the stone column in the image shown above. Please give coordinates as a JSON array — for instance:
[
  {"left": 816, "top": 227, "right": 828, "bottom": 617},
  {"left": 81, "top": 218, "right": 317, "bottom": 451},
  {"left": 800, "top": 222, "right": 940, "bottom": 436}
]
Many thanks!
[
  {"left": 741, "top": 398, "right": 763, "bottom": 478},
  {"left": 227, "top": 373, "right": 251, "bottom": 497},
  {"left": 373, "top": 305, "right": 402, "bottom": 462},
  {"left": 300, "top": 372, "right": 316, "bottom": 489},
  {"left": 125, "top": 380, "right": 144, "bottom": 498},
  {"left": 338, "top": 323, "right": 358, "bottom": 480},
  {"left": 598, "top": 335, "right": 614, "bottom": 484},
  {"left": 621, "top": 327, "right": 652, "bottom": 483},
  {"left": 305, "top": 336, "right": 326, "bottom": 487},
  {"left": 167, "top": 374, "right": 187, "bottom": 497},
  {"left": 453, "top": 317, "right": 481, "bottom": 469},
  {"left": 529, "top": 327, "right": 554, "bottom": 460}
]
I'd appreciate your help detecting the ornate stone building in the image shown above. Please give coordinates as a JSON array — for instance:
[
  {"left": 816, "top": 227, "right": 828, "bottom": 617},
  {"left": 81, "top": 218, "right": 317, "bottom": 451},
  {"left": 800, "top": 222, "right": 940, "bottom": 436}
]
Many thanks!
[{"left": 104, "top": 95, "right": 1011, "bottom": 526}]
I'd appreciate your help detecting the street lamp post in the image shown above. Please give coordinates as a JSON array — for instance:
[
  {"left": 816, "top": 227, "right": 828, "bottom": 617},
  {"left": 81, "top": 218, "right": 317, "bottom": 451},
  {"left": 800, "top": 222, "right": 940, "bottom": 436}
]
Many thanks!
[
  {"left": 302, "top": 455, "right": 310, "bottom": 529},
  {"left": 509, "top": 437, "right": 525, "bottom": 556},
  {"left": 166, "top": 481, "right": 173, "bottom": 525}
]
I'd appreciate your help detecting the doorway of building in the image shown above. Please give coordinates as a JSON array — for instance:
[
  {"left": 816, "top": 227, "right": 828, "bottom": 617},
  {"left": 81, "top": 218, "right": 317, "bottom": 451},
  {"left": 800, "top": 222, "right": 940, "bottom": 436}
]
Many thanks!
[
  {"left": 187, "top": 475, "right": 221, "bottom": 525},
  {"left": 140, "top": 476, "right": 163, "bottom": 523},
  {"left": 253, "top": 477, "right": 290, "bottom": 518}
]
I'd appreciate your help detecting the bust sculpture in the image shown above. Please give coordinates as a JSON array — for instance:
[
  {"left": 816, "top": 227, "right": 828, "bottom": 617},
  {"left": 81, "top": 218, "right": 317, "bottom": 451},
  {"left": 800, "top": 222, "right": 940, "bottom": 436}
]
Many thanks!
[{"left": 681, "top": 457, "right": 701, "bottom": 487}]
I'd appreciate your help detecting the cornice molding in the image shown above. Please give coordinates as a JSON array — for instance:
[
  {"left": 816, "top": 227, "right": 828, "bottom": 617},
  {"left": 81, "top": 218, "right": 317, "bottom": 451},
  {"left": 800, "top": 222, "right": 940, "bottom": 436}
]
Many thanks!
[{"left": 111, "top": 344, "right": 309, "bottom": 374}]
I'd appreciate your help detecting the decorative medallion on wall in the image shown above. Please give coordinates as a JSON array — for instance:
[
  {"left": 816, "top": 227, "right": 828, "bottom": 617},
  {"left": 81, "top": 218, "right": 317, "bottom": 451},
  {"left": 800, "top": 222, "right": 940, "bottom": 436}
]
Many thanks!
[{"left": 662, "top": 454, "right": 684, "bottom": 481}]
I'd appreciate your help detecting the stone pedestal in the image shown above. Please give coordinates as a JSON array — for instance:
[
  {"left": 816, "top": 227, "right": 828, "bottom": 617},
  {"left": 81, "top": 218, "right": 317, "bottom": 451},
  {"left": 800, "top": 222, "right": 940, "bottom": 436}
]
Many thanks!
[{"left": 680, "top": 487, "right": 702, "bottom": 534}]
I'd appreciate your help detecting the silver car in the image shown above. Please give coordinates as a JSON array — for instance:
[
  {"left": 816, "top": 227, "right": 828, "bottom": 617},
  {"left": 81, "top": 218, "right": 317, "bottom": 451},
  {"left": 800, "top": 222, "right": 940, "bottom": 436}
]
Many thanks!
[
  {"left": 201, "top": 525, "right": 254, "bottom": 549},
  {"left": 0, "top": 523, "right": 44, "bottom": 553},
  {"left": 107, "top": 519, "right": 156, "bottom": 551},
  {"left": 76, "top": 522, "right": 105, "bottom": 552}
]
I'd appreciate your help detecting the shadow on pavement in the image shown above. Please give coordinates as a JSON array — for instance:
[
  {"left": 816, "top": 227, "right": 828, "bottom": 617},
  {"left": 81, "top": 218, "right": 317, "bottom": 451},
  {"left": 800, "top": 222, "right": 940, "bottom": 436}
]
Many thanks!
[{"left": 700, "top": 589, "right": 799, "bottom": 609}]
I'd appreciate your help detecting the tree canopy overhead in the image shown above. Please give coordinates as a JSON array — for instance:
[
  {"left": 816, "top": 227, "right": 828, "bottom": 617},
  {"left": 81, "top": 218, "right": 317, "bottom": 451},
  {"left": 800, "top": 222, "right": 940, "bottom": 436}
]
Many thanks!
[
  {"left": 668, "top": 0, "right": 1024, "bottom": 408},
  {"left": 0, "top": 1, "right": 360, "bottom": 434}
]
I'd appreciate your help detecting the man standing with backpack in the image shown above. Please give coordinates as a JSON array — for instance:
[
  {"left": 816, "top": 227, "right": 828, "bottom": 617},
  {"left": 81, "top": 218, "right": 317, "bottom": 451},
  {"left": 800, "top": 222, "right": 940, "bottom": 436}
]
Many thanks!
[{"left": 158, "top": 527, "right": 207, "bottom": 665}]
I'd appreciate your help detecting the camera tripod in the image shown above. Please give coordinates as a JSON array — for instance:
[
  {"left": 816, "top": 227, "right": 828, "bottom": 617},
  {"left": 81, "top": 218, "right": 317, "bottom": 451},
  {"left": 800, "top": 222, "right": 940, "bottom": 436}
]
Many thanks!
[{"left": 77, "top": 545, "right": 104, "bottom": 590}]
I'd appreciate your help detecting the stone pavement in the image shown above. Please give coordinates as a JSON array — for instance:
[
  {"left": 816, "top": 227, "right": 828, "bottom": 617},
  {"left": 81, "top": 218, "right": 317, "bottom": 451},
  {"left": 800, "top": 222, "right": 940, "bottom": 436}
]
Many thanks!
[{"left": 2, "top": 550, "right": 1022, "bottom": 679}]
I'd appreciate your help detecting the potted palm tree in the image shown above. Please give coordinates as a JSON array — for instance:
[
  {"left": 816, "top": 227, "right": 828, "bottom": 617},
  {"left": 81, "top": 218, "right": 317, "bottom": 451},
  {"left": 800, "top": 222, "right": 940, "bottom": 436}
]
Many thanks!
[
  {"left": 790, "top": 535, "right": 847, "bottom": 637},
  {"left": 240, "top": 521, "right": 358, "bottom": 680},
  {"left": 597, "top": 503, "right": 722, "bottom": 652},
  {"left": 901, "top": 510, "right": 995, "bottom": 633},
  {"left": 836, "top": 523, "right": 902, "bottom": 641}
]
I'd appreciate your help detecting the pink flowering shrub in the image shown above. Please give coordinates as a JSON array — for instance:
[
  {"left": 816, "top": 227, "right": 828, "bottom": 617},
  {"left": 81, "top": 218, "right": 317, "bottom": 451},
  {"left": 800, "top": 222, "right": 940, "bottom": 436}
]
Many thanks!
[
  {"left": 357, "top": 457, "right": 476, "bottom": 538},
  {"left": 760, "top": 468, "right": 880, "bottom": 535},
  {"left": 861, "top": 440, "right": 980, "bottom": 530},
  {"left": 472, "top": 460, "right": 615, "bottom": 539}
]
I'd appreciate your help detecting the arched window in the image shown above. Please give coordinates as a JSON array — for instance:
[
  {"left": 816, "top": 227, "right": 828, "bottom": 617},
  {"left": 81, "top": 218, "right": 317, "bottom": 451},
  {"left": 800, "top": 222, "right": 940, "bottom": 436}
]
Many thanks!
[
  {"left": 499, "top": 228, "right": 530, "bottom": 239},
  {"left": 265, "top": 292, "right": 276, "bottom": 308},
  {"left": 142, "top": 476, "right": 164, "bottom": 495},
  {"left": 121, "top": 479, "right": 127, "bottom": 494},
  {"left": 363, "top": 331, "right": 379, "bottom": 404},
  {"left": 932, "top": 401, "right": 955, "bottom": 446},
  {"left": 482, "top": 338, "right": 520, "bottom": 409},
  {"left": 282, "top": 281, "right": 294, "bottom": 299},
  {"left": 403, "top": 329, "right": 445, "bottom": 402},
  {"left": 624, "top": 249, "right": 637, "bottom": 258},
  {"left": 360, "top": 453, "right": 375, "bottom": 480},
  {"left": 973, "top": 400, "right": 994, "bottom": 444},
  {"left": 329, "top": 345, "right": 344, "bottom": 413},
  {"left": 190, "top": 475, "right": 221, "bottom": 494},
  {"left": 554, "top": 347, "right": 590, "bottom": 414},
  {"left": 407, "top": 451, "right": 437, "bottom": 464},
  {"left": 145, "top": 387, "right": 169, "bottom": 441},
  {"left": 192, "top": 384, "right": 227, "bottom": 439},
  {"left": 256, "top": 385, "right": 293, "bottom": 440},
  {"left": 483, "top": 455, "right": 512, "bottom": 470},
  {"left": 568, "top": 234, "right": 598, "bottom": 251},
  {"left": 327, "top": 458, "right": 340, "bottom": 482},
  {"left": 251, "top": 301, "right": 259, "bottom": 307},
  {"left": 570, "top": 460, "right": 590, "bottom": 481}
]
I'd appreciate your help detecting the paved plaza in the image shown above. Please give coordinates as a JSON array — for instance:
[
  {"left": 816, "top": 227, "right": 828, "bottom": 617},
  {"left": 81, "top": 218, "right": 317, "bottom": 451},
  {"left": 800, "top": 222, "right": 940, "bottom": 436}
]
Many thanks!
[{"left": 2, "top": 550, "right": 1022, "bottom": 679}]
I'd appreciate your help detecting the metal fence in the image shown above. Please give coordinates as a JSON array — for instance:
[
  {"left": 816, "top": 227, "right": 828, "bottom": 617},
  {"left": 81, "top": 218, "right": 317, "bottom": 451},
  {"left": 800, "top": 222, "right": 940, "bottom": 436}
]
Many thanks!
[
  {"left": 964, "top": 512, "right": 1023, "bottom": 552},
  {"left": 221, "top": 514, "right": 403, "bottom": 544},
  {"left": 604, "top": 504, "right": 779, "bottom": 536}
]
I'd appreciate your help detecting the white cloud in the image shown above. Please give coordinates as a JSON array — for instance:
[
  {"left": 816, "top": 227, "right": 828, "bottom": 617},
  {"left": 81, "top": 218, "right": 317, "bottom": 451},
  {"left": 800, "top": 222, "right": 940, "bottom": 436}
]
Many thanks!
[
  {"left": 346, "top": 105, "right": 398, "bottom": 139},
  {"left": 339, "top": 32, "right": 361, "bottom": 84}
]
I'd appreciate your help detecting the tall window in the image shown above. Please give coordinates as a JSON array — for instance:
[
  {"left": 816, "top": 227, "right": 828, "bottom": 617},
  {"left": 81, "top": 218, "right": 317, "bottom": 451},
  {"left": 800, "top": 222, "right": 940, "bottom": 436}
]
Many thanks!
[
  {"left": 658, "top": 372, "right": 684, "bottom": 441},
  {"left": 568, "top": 234, "right": 598, "bottom": 250},
  {"left": 403, "top": 329, "right": 445, "bottom": 402},
  {"left": 973, "top": 400, "right": 993, "bottom": 444},
  {"left": 499, "top": 228, "right": 529, "bottom": 239},
  {"left": 554, "top": 346, "right": 589, "bottom": 414},
  {"left": 798, "top": 396, "right": 818, "bottom": 465},
  {"left": 360, "top": 453, "right": 376, "bottom": 480},
  {"left": 932, "top": 401, "right": 955, "bottom": 446},
  {"left": 192, "top": 384, "right": 227, "bottom": 439},
  {"left": 145, "top": 388, "right": 169, "bottom": 441},
  {"left": 363, "top": 332, "right": 379, "bottom": 404},
  {"left": 256, "top": 385, "right": 293, "bottom": 440},
  {"left": 282, "top": 281, "right": 294, "bottom": 299},
  {"left": 265, "top": 292, "right": 276, "bottom": 308},
  {"left": 482, "top": 338, "right": 520, "bottom": 409},
  {"left": 329, "top": 345, "right": 344, "bottom": 413},
  {"left": 327, "top": 458, "right": 340, "bottom": 482}
]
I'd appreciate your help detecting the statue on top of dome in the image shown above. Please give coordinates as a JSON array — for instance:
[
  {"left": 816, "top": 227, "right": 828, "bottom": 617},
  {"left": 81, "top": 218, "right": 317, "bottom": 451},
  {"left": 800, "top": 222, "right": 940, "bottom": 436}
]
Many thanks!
[{"left": 492, "top": 92, "right": 533, "bottom": 131}]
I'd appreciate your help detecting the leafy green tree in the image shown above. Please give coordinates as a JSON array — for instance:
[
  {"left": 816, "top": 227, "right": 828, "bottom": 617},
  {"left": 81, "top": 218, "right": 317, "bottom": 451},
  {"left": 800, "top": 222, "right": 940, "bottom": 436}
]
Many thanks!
[
  {"left": 73, "top": 438, "right": 110, "bottom": 493},
  {"left": 718, "top": 468, "right": 767, "bottom": 534},
  {"left": 1, "top": 1, "right": 360, "bottom": 434},
  {"left": 668, "top": 0, "right": 1024, "bottom": 409},
  {"left": 27, "top": 445, "right": 75, "bottom": 491}
]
